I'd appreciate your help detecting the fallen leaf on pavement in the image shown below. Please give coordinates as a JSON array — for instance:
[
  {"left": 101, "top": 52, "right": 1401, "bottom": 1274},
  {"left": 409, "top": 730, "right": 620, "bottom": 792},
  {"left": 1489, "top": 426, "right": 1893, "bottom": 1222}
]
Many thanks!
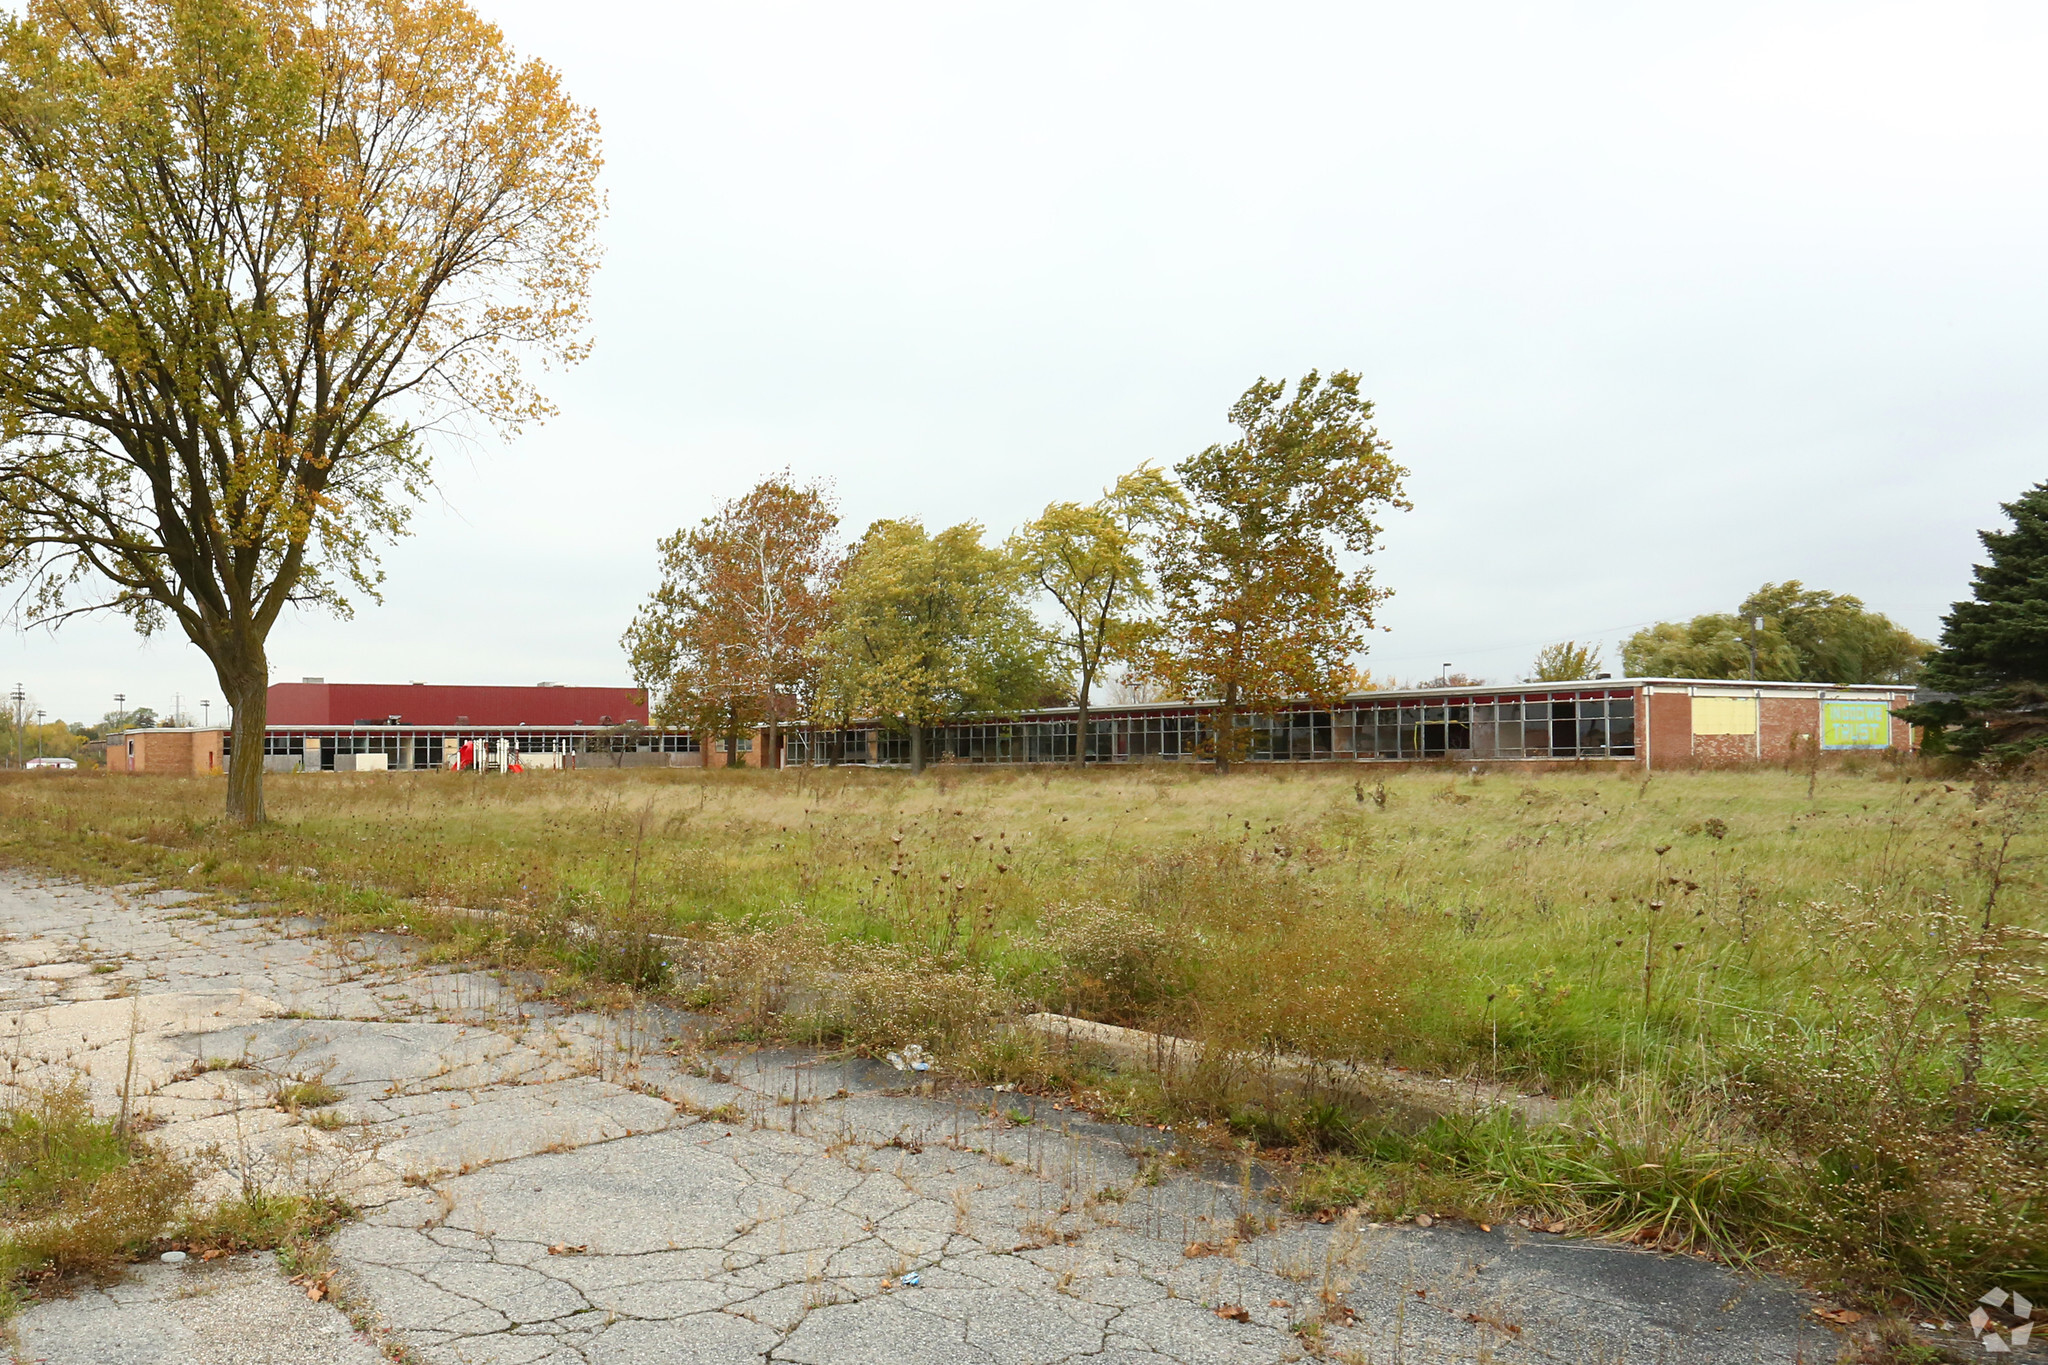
[{"left": 1215, "top": 1305, "right": 1251, "bottom": 1323}]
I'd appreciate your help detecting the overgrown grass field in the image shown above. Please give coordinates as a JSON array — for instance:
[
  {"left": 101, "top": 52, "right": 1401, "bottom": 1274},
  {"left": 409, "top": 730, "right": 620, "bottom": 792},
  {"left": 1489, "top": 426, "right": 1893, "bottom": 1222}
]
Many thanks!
[{"left": 2, "top": 760, "right": 2042, "bottom": 1314}]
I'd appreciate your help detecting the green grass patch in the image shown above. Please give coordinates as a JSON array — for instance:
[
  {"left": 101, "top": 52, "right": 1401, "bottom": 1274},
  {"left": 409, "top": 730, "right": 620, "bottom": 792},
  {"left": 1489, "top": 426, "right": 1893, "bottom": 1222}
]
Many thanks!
[
  {"left": 0, "top": 761, "right": 2041, "bottom": 1313},
  {"left": 269, "top": 1079, "right": 344, "bottom": 1113},
  {"left": 0, "top": 1082, "right": 192, "bottom": 1319}
]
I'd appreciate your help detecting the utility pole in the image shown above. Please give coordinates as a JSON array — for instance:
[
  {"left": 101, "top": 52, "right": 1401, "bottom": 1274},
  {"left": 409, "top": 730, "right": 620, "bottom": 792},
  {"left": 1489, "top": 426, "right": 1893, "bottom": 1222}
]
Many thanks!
[
  {"left": 34, "top": 709, "right": 44, "bottom": 760},
  {"left": 113, "top": 693, "right": 125, "bottom": 733},
  {"left": 1746, "top": 616, "right": 1763, "bottom": 682},
  {"left": 8, "top": 683, "right": 22, "bottom": 768}
]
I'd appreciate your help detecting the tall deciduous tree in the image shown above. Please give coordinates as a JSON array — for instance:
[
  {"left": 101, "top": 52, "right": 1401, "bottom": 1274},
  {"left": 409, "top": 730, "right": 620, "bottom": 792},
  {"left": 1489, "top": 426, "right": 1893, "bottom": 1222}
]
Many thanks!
[
  {"left": 1143, "top": 371, "right": 1408, "bottom": 771},
  {"left": 1621, "top": 583, "right": 1926, "bottom": 684},
  {"left": 622, "top": 476, "right": 841, "bottom": 768},
  {"left": 1529, "top": 640, "right": 1603, "bottom": 682},
  {"left": 0, "top": 0, "right": 602, "bottom": 822},
  {"left": 1899, "top": 482, "right": 2048, "bottom": 761},
  {"left": 1009, "top": 467, "right": 1181, "bottom": 764},
  {"left": 811, "top": 519, "right": 1052, "bottom": 774}
]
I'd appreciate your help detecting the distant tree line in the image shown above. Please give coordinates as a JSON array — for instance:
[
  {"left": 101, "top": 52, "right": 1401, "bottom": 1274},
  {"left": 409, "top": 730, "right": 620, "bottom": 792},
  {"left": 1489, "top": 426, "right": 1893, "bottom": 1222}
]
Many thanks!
[
  {"left": 627, "top": 384, "right": 2043, "bottom": 772},
  {"left": 0, "top": 690, "right": 126, "bottom": 766},
  {"left": 625, "top": 372, "right": 1410, "bottom": 772}
]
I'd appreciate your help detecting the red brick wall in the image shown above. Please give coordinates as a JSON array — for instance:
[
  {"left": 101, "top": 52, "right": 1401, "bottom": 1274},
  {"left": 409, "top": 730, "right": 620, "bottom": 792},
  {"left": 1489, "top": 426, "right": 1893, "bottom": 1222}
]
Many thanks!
[
  {"left": 1690, "top": 733, "right": 1756, "bottom": 765},
  {"left": 113, "top": 730, "right": 226, "bottom": 775},
  {"left": 1760, "top": 696, "right": 1820, "bottom": 766},
  {"left": 1646, "top": 691, "right": 1691, "bottom": 769}
]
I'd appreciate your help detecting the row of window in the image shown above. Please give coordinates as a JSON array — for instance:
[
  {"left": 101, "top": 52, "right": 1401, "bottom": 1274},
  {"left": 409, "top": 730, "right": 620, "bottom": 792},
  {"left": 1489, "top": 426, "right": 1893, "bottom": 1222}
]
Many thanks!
[
  {"left": 1251, "top": 698, "right": 1637, "bottom": 760},
  {"left": 231, "top": 696, "right": 1640, "bottom": 770},
  {"left": 781, "top": 696, "right": 1638, "bottom": 766}
]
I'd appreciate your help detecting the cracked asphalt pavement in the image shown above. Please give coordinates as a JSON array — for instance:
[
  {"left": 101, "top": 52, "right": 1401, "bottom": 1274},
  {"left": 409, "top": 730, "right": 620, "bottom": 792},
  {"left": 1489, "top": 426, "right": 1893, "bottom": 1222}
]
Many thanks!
[{"left": 3, "top": 872, "right": 1850, "bottom": 1363}]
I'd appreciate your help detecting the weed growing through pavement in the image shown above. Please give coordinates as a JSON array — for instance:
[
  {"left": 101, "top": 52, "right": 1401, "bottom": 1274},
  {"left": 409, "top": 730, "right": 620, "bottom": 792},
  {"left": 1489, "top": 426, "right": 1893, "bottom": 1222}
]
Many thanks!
[{"left": 0, "top": 1079, "right": 191, "bottom": 1320}]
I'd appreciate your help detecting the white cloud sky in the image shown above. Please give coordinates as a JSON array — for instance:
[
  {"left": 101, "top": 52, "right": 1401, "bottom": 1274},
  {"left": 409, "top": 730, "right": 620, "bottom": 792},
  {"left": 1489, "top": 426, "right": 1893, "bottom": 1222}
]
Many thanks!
[{"left": 8, "top": 1, "right": 2046, "bottom": 722}]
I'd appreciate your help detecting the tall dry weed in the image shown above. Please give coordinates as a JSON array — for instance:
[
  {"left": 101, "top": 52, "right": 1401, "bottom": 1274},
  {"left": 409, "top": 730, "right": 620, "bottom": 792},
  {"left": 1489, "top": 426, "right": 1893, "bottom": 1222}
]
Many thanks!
[
  {"left": 1102, "top": 836, "right": 1424, "bottom": 1061},
  {"left": 684, "top": 918, "right": 828, "bottom": 1033},
  {"left": 1729, "top": 801, "right": 2048, "bottom": 1303},
  {"left": 1038, "top": 901, "right": 1190, "bottom": 1023},
  {"left": 817, "top": 939, "right": 1014, "bottom": 1054}
]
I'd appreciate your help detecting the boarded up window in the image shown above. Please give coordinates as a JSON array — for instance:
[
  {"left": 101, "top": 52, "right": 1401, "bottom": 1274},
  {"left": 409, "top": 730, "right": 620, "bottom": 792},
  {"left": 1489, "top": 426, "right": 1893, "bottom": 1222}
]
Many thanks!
[{"left": 1692, "top": 695, "right": 1757, "bottom": 735}]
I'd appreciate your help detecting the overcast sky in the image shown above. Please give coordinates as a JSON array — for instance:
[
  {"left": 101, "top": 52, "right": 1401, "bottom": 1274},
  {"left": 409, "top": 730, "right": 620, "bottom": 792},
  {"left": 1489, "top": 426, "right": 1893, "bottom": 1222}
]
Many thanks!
[{"left": 8, "top": 1, "right": 2046, "bottom": 725}]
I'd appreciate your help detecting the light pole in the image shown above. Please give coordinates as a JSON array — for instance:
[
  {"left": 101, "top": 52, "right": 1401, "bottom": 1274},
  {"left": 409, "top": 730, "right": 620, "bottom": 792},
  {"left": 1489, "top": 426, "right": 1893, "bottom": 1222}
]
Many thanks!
[
  {"left": 1439, "top": 663, "right": 1451, "bottom": 688},
  {"left": 201, "top": 700, "right": 210, "bottom": 728},
  {"left": 1746, "top": 617, "right": 1763, "bottom": 682}
]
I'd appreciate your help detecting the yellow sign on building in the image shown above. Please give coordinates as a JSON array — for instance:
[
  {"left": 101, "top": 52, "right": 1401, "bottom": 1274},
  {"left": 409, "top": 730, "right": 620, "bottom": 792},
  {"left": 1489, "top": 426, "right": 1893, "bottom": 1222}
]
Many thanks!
[{"left": 1822, "top": 700, "right": 1891, "bottom": 750}]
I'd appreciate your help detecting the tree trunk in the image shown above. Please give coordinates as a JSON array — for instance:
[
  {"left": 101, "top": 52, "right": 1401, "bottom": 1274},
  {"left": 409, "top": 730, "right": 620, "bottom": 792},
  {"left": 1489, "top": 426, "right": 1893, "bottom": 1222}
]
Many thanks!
[
  {"left": 909, "top": 724, "right": 925, "bottom": 775},
  {"left": 1075, "top": 671, "right": 1091, "bottom": 767},
  {"left": 1214, "top": 682, "right": 1237, "bottom": 774},
  {"left": 223, "top": 666, "right": 269, "bottom": 825},
  {"left": 767, "top": 712, "right": 780, "bottom": 771}
]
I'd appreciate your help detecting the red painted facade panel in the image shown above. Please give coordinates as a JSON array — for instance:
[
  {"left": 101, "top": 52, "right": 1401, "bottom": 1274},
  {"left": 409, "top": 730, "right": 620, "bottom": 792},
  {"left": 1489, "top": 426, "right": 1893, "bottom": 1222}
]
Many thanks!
[{"left": 266, "top": 682, "right": 647, "bottom": 727}]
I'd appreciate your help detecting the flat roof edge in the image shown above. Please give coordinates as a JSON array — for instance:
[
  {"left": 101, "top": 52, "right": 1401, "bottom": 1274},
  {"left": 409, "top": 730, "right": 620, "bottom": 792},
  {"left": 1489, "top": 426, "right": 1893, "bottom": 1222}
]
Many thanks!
[{"left": 241, "top": 677, "right": 1914, "bottom": 734}]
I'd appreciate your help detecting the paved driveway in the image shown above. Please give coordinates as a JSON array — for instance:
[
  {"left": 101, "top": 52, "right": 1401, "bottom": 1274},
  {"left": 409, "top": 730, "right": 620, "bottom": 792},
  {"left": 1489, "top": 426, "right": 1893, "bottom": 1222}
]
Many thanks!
[{"left": 2, "top": 873, "right": 1851, "bottom": 1364}]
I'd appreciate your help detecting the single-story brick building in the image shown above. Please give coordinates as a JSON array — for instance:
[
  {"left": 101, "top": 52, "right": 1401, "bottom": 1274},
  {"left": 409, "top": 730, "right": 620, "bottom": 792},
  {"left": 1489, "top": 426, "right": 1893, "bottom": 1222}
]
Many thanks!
[
  {"left": 101, "top": 676, "right": 1912, "bottom": 775},
  {"left": 109, "top": 726, "right": 227, "bottom": 776}
]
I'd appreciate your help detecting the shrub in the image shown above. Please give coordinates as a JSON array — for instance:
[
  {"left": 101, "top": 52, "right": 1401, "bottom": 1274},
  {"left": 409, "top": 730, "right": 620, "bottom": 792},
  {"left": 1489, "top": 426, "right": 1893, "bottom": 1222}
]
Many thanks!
[
  {"left": 682, "top": 917, "right": 828, "bottom": 1032},
  {"left": 817, "top": 939, "right": 1014, "bottom": 1054},
  {"left": 1, "top": 1081, "right": 192, "bottom": 1313},
  {"left": 1038, "top": 901, "right": 1189, "bottom": 1023}
]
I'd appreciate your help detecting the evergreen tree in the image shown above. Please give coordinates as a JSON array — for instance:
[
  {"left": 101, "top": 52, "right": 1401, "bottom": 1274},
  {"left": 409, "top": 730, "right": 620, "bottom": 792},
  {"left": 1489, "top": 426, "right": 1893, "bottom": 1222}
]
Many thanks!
[{"left": 1900, "top": 481, "right": 2048, "bottom": 761}]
